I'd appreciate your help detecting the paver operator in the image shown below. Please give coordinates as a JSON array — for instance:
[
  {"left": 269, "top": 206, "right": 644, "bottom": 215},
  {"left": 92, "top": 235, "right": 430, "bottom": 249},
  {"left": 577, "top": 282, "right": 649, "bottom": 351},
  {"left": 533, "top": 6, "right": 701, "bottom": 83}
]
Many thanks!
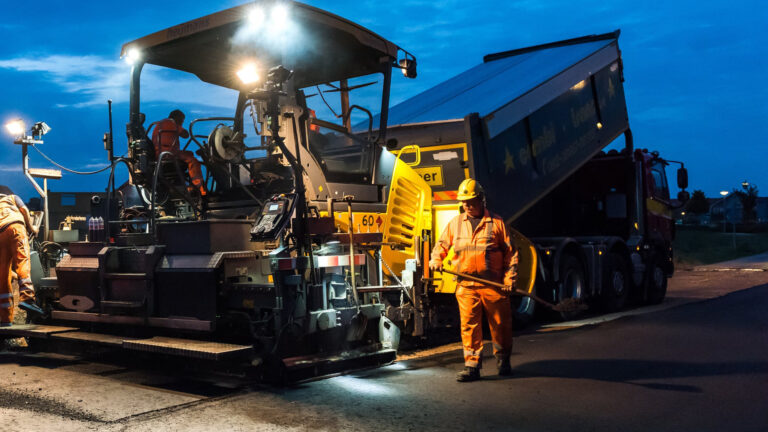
[
  {"left": 151, "top": 109, "right": 207, "bottom": 196},
  {"left": 429, "top": 178, "right": 518, "bottom": 382},
  {"left": 0, "top": 185, "right": 45, "bottom": 327}
]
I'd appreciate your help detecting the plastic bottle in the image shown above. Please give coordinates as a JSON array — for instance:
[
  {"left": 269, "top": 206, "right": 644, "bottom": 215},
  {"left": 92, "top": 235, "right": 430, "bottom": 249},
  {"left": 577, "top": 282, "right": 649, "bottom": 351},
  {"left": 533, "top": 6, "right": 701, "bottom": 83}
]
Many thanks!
[
  {"left": 87, "top": 217, "right": 95, "bottom": 242},
  {"left": 97, "top": 217, "right": 104, "bottom": 242}
]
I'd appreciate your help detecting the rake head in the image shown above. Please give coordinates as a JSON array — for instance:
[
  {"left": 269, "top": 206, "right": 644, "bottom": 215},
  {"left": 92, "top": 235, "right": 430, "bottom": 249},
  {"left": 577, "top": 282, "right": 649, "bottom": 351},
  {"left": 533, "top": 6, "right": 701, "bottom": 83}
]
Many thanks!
[{"left": 551, "top": 298, "right": 589, "bottom": 313}]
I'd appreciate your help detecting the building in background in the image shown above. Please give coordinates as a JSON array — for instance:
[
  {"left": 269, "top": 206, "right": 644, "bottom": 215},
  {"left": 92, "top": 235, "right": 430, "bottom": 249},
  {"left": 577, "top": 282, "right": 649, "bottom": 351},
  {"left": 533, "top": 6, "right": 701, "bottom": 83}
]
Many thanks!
[{"left": 708, "top": 195, "right": 768, "bottom": 224}]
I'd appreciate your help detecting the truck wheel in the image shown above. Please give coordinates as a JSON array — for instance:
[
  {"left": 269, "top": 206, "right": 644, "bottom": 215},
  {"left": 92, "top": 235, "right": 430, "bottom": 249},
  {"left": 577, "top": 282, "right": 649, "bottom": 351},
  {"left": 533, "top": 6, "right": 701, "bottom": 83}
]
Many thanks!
[
  {"left": 646, "top": 263, "right": 667, "bottom": 305},
  {"left": 557, "top": 254, "right": 586, "bottom": 320},
  {"left": 601, "top": 253, "right": 630, "bottom": 312}
]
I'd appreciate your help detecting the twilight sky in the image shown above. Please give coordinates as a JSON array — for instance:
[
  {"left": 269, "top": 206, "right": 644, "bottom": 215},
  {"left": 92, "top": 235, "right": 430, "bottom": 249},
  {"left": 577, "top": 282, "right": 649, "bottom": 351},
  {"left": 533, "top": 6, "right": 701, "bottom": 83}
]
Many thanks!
[{"left": 0, "top": 0, "right": 766, "bottom": 201}]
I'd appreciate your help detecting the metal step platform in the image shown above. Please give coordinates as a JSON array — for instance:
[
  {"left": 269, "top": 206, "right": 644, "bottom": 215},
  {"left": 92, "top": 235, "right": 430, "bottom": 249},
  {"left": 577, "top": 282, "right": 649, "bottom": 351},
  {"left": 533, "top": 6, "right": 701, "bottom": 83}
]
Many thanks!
[
  {"left": 0, "top": 325, "right": 252, "bottom": 361},
  {"left": 50, "top": 331, "right": 133, "bottom": 347},
  {"left": 123, "top": 336, "right": 253, "bottom": 361},
  {"left": 0, "top": 324, "right": 78, "bottom": 339}
]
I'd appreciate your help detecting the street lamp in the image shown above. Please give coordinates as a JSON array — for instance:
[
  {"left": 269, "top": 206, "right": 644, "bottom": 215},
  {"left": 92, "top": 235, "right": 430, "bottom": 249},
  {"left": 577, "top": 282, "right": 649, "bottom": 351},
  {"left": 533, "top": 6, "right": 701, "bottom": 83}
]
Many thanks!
[
  {"left": 4, "top": 118, "right": 59, "bottom": 241},
  {"left": 716, "top": 191, "right": 729, "bottom": 233}
]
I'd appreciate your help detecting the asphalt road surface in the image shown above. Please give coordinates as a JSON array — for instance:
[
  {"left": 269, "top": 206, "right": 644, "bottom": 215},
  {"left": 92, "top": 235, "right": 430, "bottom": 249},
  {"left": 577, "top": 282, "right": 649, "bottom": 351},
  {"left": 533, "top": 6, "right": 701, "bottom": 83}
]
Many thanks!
[{"left": 1, "top": 269, "right": 767, "bottom": 432}]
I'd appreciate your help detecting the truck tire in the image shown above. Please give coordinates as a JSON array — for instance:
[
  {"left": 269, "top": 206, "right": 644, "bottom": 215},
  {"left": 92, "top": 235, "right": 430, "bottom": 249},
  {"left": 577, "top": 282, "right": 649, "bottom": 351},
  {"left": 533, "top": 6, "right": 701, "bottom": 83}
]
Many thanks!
[
  {"left": 601, "top": 253, "right": 630, "bottom": 312},
  {"left": 557, "top": 254, "right": 586, "bottom": 320},
  {"left": 646, "top": 262, "right": 667, "bottom": 305},
  {"left": 513, "top": 296, "right": 535, "bottom": 328}
]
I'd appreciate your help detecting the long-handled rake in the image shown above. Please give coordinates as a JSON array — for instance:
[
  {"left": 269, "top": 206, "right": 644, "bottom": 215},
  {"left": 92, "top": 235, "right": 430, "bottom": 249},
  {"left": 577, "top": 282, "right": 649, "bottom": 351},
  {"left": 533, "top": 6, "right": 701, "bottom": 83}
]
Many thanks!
[{"left": 440, "top": 269, "right": 587, "bottom": 313}]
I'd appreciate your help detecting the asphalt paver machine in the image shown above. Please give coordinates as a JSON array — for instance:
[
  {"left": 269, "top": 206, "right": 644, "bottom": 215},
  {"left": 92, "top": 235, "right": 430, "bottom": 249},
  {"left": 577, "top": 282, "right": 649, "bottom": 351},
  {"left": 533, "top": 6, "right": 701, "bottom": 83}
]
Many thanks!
[{"left": 2, "top": 1, "right": 432, "bottom": 377}]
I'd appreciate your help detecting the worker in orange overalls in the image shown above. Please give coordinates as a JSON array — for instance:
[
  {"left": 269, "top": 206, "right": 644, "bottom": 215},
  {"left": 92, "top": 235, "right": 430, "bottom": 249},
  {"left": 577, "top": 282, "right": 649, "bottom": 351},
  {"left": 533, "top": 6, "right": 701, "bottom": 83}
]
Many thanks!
[
  {"left": 151, "top": 109, "right": 207, "bottom": 196},
  {"left": 0, "top": 185, "right": 44, "bottom": 327},
  {"left": 429, "top": 178, "right": 518, "bottom": 382}
]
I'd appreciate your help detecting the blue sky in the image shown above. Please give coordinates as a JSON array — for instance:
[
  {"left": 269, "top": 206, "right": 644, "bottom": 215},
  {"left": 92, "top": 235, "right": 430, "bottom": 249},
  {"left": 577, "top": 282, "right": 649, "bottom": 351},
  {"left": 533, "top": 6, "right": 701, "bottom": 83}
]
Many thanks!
[{"left": 0, "top": 0, "right": 766, "bottom": 201}]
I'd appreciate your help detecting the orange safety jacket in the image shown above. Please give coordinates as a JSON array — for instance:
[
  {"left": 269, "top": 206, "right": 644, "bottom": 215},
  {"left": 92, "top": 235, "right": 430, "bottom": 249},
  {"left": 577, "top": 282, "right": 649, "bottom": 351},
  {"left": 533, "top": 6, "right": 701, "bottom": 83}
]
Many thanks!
[
  {"left": 430, "top": 209, "right": 518, "bottom": 288},
  {"left": 151, "top": 118, "right": 186, "bottom": 156},
  {"left": 0, "top": 194, "right": 25, "bottom": 232}
]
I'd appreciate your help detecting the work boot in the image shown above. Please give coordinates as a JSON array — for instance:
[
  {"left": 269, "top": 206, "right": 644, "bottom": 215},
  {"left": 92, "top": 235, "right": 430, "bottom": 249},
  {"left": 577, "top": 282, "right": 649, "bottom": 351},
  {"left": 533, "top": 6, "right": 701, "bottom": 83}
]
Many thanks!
[
  {"left": 19, "top": 301, "right": 44, "bottom": 319},
  {"left": 497, "top": 358, "right": 512, "bottom": 376},
  {"left": 456, "top": 366, "right": 480, "bottom": 382}
]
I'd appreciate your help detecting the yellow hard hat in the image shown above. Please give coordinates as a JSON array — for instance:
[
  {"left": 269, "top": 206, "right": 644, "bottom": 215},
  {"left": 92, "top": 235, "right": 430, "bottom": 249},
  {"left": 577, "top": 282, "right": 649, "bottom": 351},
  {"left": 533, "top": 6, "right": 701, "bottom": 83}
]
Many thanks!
[{"left": 456, "top": 178, "right": 484, "bottom": 201}]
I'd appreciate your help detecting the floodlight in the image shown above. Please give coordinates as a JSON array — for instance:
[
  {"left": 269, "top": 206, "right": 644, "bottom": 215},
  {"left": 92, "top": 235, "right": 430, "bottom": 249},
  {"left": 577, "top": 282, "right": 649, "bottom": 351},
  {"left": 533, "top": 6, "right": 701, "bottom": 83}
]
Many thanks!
[
  {"left": 31, "top": 121, "right": 51, "bottom": 137},
  {"left": 271, "top": 3, "right": 290, "bottom": 25},
  {"left": 267, "top": 65, "right": 292, "bottom": 86},
  {"left": 249, "top": 6, "right": 266, "bottom": 29},
  {"left": 398, "top": 58, "right": 417, "bottom": 78},
  {"left": 125, "top": 48, "right": 141, "bottom": 64},
  {"left": 5, "top": 119, "right": 25, "bottom": 137},
  {"left": 237, "top": 63, "right": 260, "bottom": 85}
]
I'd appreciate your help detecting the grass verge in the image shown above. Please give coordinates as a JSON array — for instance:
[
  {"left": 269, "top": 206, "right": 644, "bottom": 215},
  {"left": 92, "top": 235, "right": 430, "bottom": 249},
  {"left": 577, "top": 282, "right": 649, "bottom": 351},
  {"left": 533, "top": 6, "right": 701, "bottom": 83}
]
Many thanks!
[{"left": 674, "top": 229, "right": 768, "bottom": 267}]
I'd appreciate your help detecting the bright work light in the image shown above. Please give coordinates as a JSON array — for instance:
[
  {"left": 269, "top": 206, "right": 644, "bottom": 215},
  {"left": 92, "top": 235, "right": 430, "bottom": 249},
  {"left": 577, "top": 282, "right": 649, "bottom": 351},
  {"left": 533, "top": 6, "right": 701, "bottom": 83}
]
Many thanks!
[
  {"left": 5, "top": 119, "right": 25, "bottom": 137},
  {"left": 249, "top": 7, "right": 266, "bottom": 29},
  {"left": 271, "top": 3, "right": 289, "bottom": 25},
  {"left": 237, "top": 63, "right": 260, "bottom": 84},
  {"left": 125, "top": 48, "right": 141, "bottom": 64}
]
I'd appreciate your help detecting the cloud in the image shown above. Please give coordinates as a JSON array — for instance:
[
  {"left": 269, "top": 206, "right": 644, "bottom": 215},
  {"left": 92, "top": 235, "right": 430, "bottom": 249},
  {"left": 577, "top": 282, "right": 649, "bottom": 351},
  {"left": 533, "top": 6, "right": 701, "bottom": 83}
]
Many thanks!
[
  {"left": 0, "top": 54, "right": 237, "bottom": 109},
  {"left": 79, "top": 162, "right": 111, "bottom": 170},
  {"left": 0, "top": 164, "right": 21, "bottom": 173}
]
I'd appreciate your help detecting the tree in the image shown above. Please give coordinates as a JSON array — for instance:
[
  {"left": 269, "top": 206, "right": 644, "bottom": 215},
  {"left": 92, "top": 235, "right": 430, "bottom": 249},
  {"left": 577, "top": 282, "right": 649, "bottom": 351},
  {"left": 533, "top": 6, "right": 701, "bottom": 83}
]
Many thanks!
[
  {"left": 686, "top": 190, "right": 709, "bottom": 214},
  {"left": 732, "top": 183, "right": 759, "bottom": 223}
]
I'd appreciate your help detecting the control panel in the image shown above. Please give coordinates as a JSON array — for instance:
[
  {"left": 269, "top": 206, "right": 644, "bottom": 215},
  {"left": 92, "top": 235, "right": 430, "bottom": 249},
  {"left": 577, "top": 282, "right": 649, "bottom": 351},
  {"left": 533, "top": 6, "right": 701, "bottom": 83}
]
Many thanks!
[{"left": 250, "top": 194, "right": 295, "bottom": 240}]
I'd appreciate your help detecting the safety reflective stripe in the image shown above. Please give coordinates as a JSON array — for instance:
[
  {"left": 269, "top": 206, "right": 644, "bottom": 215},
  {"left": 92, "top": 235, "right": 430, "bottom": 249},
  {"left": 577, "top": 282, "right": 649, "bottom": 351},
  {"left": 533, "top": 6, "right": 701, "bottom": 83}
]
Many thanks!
[
  {"left": 463, "top": 348, "right": 482, "bottom": 357},
  {"left": 0, "top": 302, "right": 12, "bottom": 308},
  {"left": 0, "top": 293, "right": 12, "bottom": 299},
  {"left": 484, "top": 219, "right": 494, "bottom": 273},
  {"left": 20, "top": 277, "right": 32, "bottom": 284},
  {"left": 452, "top": 215, "right": 463, "bottom": 260}
]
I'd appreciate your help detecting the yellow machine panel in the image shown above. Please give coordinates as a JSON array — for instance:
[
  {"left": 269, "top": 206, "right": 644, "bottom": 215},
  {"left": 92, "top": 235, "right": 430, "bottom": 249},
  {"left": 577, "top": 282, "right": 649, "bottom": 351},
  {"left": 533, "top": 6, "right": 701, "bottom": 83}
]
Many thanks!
[
  {"left": 323, "top": 158, "right": 433, "bottom": 279},
  {"left": 381, "top": 159, "right": 433, "bottom": 276}
]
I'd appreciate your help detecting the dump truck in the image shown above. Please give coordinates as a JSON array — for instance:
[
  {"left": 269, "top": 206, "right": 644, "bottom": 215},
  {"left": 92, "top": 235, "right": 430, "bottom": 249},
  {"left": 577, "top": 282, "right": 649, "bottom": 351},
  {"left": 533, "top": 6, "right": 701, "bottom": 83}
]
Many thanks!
[
  {"left": 1, "top": 1, "right": 433, "bottom": 377},
  {"left": 380, "top": 31, "right": 689, "bottom": 323}
]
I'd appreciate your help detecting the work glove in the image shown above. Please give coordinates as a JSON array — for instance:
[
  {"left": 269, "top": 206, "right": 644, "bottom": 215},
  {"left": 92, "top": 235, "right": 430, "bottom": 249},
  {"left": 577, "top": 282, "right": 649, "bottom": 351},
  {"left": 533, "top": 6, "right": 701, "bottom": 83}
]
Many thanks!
[
  {"left": 502, "top": 284, "right": 514, "bottom": 294},
  {"left": 428, "top": 260, "right": 443, "bottom": 272}
]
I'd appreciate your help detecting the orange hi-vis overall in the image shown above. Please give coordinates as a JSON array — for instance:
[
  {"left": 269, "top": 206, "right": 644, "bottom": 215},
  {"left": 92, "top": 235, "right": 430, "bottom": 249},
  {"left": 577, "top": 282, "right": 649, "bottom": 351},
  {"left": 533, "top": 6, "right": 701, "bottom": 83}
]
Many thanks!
[
  {"left": 152, "top": 118, "right": 206, "bottom": 195},
  {"left": 0, "top": 195, "right": 35, "bottom": 324},
  {"left": 430, "top": 209, "right": 518, "bottom": 368}
]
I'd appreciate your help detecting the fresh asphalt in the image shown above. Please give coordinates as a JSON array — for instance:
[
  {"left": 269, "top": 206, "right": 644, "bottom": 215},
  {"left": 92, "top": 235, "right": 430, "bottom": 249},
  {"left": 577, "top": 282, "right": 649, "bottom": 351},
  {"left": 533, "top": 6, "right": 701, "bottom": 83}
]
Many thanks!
[{"left": 1, "top": 269, "right": 767, "bottom": 431}]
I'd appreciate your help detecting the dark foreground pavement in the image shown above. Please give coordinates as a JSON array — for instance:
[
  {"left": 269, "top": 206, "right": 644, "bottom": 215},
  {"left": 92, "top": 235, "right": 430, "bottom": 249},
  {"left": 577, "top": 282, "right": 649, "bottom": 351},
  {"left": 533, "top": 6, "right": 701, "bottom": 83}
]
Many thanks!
[{"left": 1, "top": 271, "right": 767, "bottom": 431}]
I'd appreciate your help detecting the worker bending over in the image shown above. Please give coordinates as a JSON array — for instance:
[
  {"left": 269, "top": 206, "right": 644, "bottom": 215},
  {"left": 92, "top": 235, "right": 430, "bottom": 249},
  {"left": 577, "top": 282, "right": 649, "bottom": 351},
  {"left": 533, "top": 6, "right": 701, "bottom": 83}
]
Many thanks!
[
  {"left": 152, "top": 109, "right": 207, "bottom": 196},
  {"left": 0, "top": 185, "right": 45, "bottom": 326},
  {"left": 429, "top": 178, "right": 518, "bottom": 382}
]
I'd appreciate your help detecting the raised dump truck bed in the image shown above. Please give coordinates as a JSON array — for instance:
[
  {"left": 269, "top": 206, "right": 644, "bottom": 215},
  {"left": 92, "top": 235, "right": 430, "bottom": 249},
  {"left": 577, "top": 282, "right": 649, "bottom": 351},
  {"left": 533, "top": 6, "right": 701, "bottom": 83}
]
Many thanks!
[{"left": 382, "top": 31, "right": 628, "bottom": 221}]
